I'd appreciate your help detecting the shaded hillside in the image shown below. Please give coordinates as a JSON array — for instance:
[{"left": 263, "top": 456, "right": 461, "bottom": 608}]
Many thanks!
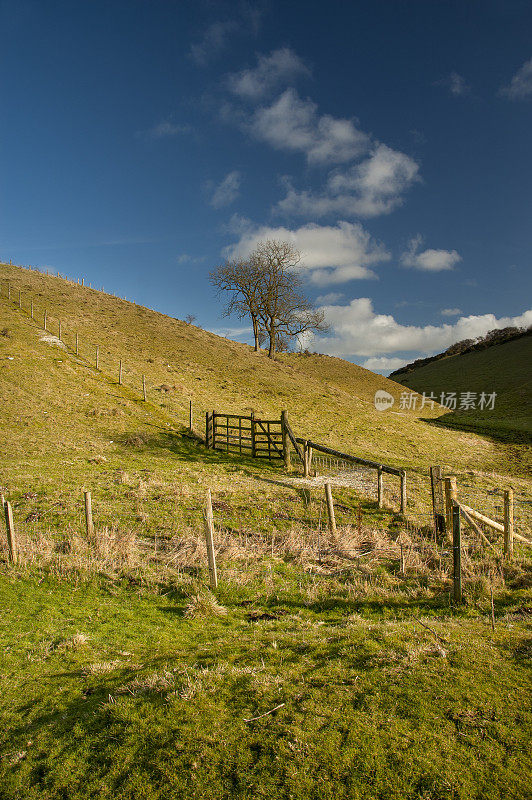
[{"left": 391, "top": 335, "right": 532, "bottom": 441}]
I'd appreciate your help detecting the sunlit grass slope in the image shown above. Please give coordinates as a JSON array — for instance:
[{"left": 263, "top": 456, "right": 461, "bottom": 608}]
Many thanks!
[{"left": 393, "top": 335, "right": 532, "bottom": 440}]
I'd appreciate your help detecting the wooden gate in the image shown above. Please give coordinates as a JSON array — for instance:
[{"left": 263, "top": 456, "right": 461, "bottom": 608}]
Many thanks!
[{"left": 205, "top": 411, "right": 285, "bottom": 461}]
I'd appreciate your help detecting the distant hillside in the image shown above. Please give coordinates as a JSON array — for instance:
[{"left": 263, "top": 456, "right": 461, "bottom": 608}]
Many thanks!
[{"left": 390, "top": 334, "right": 532, "bottom": 441}]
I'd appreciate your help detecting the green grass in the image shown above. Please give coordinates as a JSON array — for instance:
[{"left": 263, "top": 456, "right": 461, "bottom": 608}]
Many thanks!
[
  {"left": 392, "top": 336, "right": 532, "bottom": 441},
  {"left": 0, "top": 567, "right": 531, "bottom": 800},
  {"left": 1, "top": 263, "right": 531, "bottom": 798}
]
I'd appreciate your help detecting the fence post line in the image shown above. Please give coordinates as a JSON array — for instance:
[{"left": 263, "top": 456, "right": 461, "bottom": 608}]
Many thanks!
[
  {"left": 504, "top": 488, "right": 514, "bottom": 558},
  {"left": 452, "top": 501, "right": 462, "bottom": 604},
  {"left": 95, "top": 346, "right": 99, "bottom": 370},
  {"left": 281, "top": 410, "right": 291, "bottom": 471},
  {"left": 142, "top": 374, "right": 146, "bottom": 402},
  {"left": 377, "top": 467, "right": 383, "bottom": 509},
  {"left": 84, "top": 491, "right": 94, "bottom": 540},
  {"left": 75, "top": 332, "right": 79, "bottom": 356},
  {"left": 189, "top": 399, "right": 193, "bottom": 431},
  {"left": 4, "top": 501, "right": 18, "bottom": 565},
  {"left": 203, "top": 489, "right": 218, "bottom": 589},
  {"left": 303, "top": 440, "right": 309, "bottom": 478},
  {"left": 324, "top": 483, "right": 337, "bottom": 535},
  {"left": 400, "top": 470, "right": 407, "bottom": 514},
  {"left": 430, "top": 466, "right": 446, "bottom": 538}
]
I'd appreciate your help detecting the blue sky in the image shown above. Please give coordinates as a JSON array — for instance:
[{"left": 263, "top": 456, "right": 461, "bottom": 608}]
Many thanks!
[{"left": 1, "top": 0, "right": 531, "bottom": 372}]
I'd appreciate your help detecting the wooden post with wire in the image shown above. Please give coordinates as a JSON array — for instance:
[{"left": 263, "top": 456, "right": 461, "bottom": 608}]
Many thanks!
[
  {"left": 504, "top": 488, "right": 514, "bottom": 558},
  {"left": 400, "top": 470, "right": 407, "bottom": 514},
  {"left": 84, "top": 491, "right": 94, "bottom": 541},
  {"left": 377, "top": 467, "right": 383, "bottom": 509},
  {"left": 142, "top": 374, "right": 146, "bottom": 402},
  {"left": 203, "top": 489, "right": 218, "bottom": 589},
  {"left": 4, "top": 501, "right": 18, "bottom": 565},
  {"left": 430, "top": 466, "right": 446, "bottom": 538},
  {"left": 444, "top": 476, "right": 458, "bottom": 536},
  {"left": 452, "top": 501, "right": 462, "bottom": 604},
  {"left": 324, "top": 483, "right": 336, "bottom": 535}
]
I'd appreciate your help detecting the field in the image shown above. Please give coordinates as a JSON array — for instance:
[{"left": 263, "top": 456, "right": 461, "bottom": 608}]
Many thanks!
[{"left": 0, "top": 263, "right": 531, "bottom": 799}]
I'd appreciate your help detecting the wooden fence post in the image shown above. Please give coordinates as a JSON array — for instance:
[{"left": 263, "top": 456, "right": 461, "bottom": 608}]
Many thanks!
[
  {"left": 281, "top": 410, "right": 291, "bottom": 471},
  {"left": 142, "top": 374, "right": 146, "bottom": 401},
  {"left": 212, "top": 410, "right": 216, "bottom": 450},
  {"left": 203, "top": 489, "right": 218, "bottom": 589},
  {"left": 84, "top": 491, "right": 94, "bottom": 540},
  {"left": 377, "top": 467, "right": 383, "bottom": 509},
  {"left": 452, "top": 501, "right": 462, "bottom": 604},
  {"left": 95, "top": 346, "right": 99, "bottom": 370},
  {"left": 400, "top": 470, "right": 407, "bottom": 514},
  {"left": 189, "top": 399, "right": 193, "bottom": 431},
  {"left": 445, "top": 476, "right": 457, "bottom": 535},
  {"left": 250, "top": 411, "right": 256, "bottom": 458},
  {"left": 430, "top": 466, "right": 446, "bottom": 538},
  {"left": 504, "top": 488, "right": 514, "bottom": 558},
  {"left": 4, "top": 501, "right": 18, "bottom": 565},
  {"left": 81, "top": 278, "right": 84, "bottom": 286},
  {"left": 324, "top": 483, "right": 336, "bottom": 535},
  {"left": 303, "top": 440, "right": 309, "bottom": 478},
  {"left": 75, "top": 332, "right": 79, "bottom": 356}
]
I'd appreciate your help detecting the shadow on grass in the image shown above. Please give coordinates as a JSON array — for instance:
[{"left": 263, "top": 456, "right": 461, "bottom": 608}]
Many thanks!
[{"left": 421, "top": 414, "right": 532, "bottom": 446}]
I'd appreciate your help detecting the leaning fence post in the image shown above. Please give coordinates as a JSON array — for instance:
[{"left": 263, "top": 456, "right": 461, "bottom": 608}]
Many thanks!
[
  {"left": 400, "top": 470, "right": 407, "bottom": 514},
  {"left": 324, "top": 483, "right": 336, "bottom": 535},
  {"left": 4, "top": 501, "right": 18, "bottom": 565},
  {"left": 504, "top": 488, "right": 514, "bottom": 558},
  {"left": 84, "top": 491, "right": 94, "bottom": 540},
  {"left": 377, "top": 467, "right": 383, "bottom": 509},
  {"left": 452, "top": 501, "right": 462, "bottom": 604},
  {"left": 281, "top": 410, "right": 291, "bottom": 471},
  {"left": 142, "top": 374, "right": 146, "bottom": 401},
  {"left": 203, "top": 489, "right": 218, "bottom": 589}
]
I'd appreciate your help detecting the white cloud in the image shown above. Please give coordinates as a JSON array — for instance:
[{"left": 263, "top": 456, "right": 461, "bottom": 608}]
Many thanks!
[
  {"left": 250, "top": 88, "right": 370, "bottom": 165},
  {"left": 361, "top": 356, "right": 410, "bottom": 373},
  {"left": 311, "top": 298, "right": 532, "bottom": 357},
  {"left": 440, "top": 307, "right": 462, "bottom": 317},
  {"left": 436, "top": 72, "right": 470, "bottom": 96},
  {"left": 189, "top": 7, "right": 262, "bottom": 66},
  {"left": 224, "top": 220, "right": 390, "bottom": 285},
  {"left": 316, "top": 291, "right": 344, "bottom": 304},
  {"left": 401, "top": 235, "right": 461, "bottom": 272},
  {"left": 211, "top": 325, "right": 252, "bottom": 339},
  {"left": 227, "top": 48, "right": 310, "bottom": 99},
  {"left": 500, "top": 56, "right": 532, "bottom": 99},
  {"left": 210, "top": 171, "right": 242, "bottom": 209},
  {"left": 277, "top": 144, "right": 420, "bottom": 218},
  {"left": 139, "top": 121, "right": 192, "bottom": 139}
]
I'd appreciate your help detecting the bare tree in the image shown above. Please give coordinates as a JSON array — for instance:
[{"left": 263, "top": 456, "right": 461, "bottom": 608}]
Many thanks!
[
  {"left": 185, "top": 314, "right": 196, "bottom": 325},
  {"left": 209, "top": 258, "right": 263, "bottom": 351},
  {"left": 252, "top": 240, "right": 328, "bottom": 358}
]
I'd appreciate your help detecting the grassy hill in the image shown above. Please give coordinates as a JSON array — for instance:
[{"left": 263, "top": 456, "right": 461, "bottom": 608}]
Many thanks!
[
  {"left": 391, "top": 335, "right": 532, "bottom": 441},
  {"left": 1, "top": 263, "right": 531, "bottom": 799}
]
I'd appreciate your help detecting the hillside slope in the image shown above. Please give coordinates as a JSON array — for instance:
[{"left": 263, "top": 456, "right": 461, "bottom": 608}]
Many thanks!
[{"left": 390, "top": 336, "right": 532, "bottom": 440}]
